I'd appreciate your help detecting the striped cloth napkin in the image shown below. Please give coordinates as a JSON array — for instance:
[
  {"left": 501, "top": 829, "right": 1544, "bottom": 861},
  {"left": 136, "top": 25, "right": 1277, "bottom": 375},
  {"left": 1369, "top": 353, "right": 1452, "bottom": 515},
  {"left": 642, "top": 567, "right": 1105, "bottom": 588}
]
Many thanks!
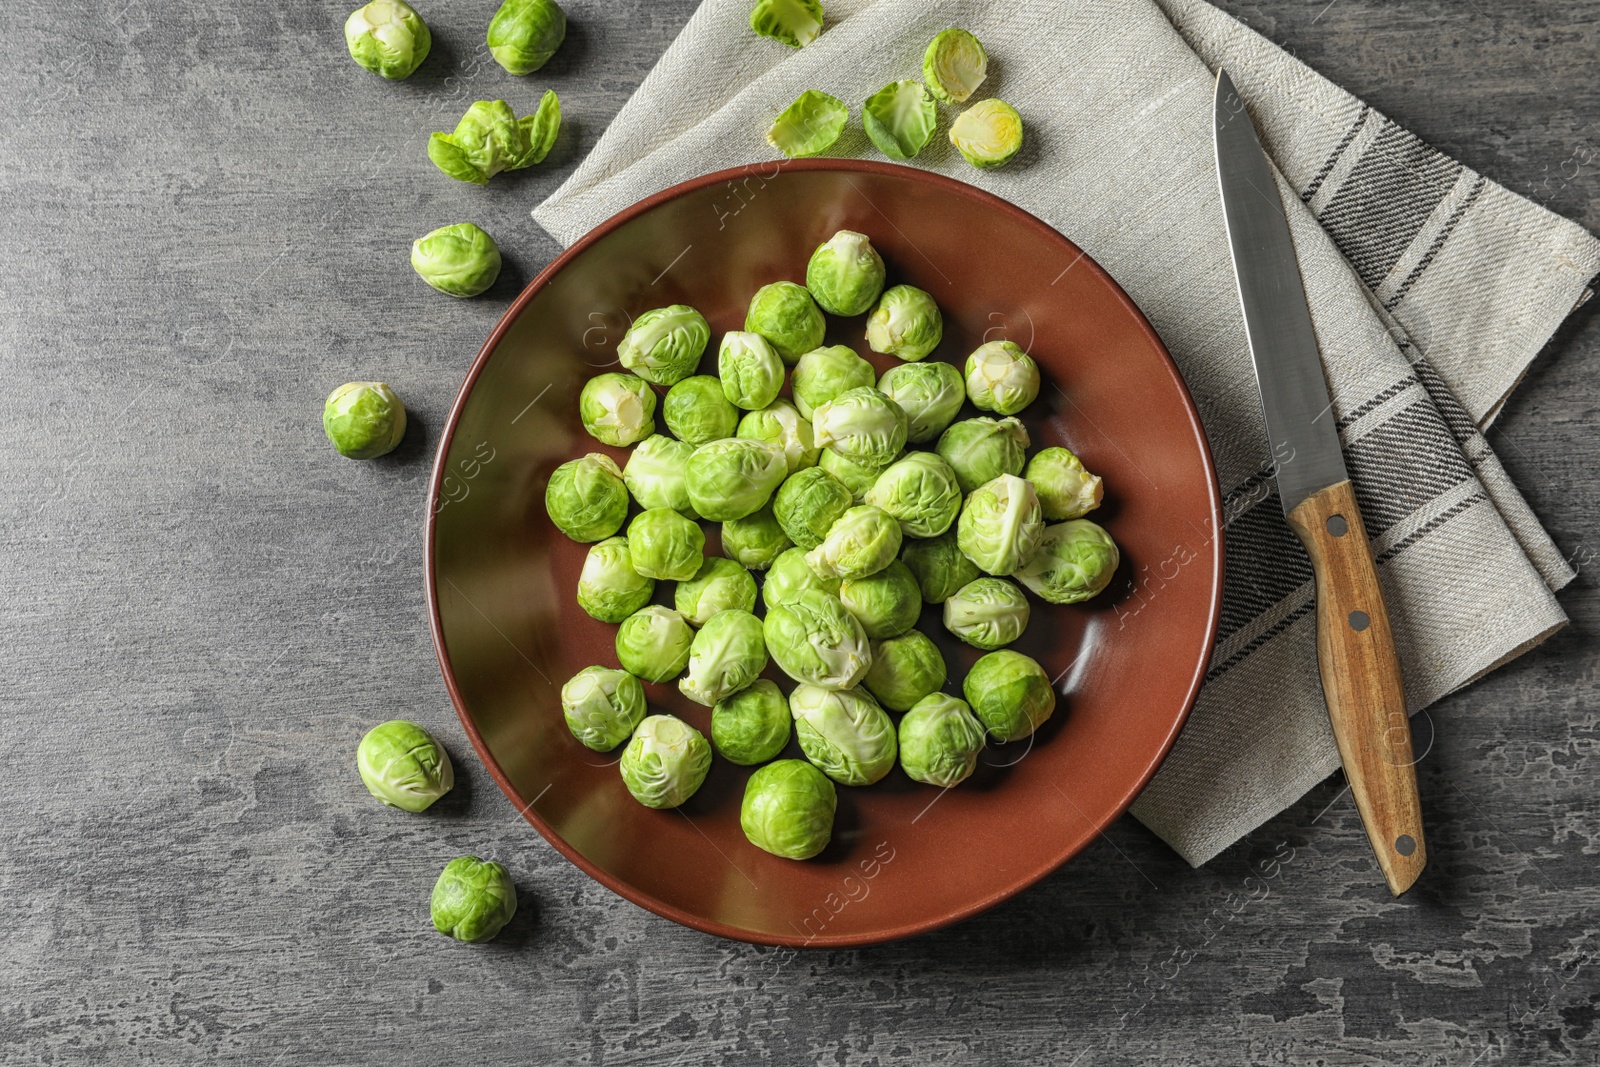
[{"left": 533, "top": 0, "right": 1600, "bottom": 865}]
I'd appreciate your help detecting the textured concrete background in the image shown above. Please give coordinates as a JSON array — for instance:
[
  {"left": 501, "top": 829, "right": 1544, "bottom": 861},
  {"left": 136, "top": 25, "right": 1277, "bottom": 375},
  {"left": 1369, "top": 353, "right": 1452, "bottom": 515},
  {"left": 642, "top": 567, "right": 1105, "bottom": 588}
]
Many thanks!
[{"left": 2, "top": 1, "right": 1597, "bottom": 1063}]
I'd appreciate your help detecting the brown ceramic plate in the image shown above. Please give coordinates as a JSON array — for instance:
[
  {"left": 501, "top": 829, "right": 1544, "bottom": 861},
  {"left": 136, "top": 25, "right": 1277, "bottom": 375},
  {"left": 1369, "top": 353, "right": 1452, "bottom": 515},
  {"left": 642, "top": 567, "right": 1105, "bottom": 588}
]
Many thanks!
[{"left": 426, "top": 160, "right": 1222, "bottom": 947}]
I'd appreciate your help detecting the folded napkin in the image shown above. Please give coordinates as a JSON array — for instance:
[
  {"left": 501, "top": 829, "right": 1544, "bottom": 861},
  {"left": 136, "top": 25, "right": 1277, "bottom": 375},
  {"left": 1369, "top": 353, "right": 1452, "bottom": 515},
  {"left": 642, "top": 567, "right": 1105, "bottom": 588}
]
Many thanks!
[{"left": 533, "top": 0, "right": 1600, "bottom": 865}]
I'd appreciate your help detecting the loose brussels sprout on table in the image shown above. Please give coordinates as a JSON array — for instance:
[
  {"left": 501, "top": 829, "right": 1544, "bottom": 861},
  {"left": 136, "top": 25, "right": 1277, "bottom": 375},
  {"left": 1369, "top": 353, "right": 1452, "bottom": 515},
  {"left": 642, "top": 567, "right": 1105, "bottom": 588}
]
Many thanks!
[
  {"left": 806, "top": 231, "right": 886, "bottom": 316},
  {"left": 741, "top": 759, "right": 836, "bottom": 860},
  {"left": 579, "top": 372, "right": 656, "bottom": 447},
  {"left": 790, "top": 684, "right": 898, "bottom": 786},
  {"left": 763, "top": 588, "right": 871, "bottom": 690},
  {"left": 684, "top": 438, "right": 788, "bottom": 522},
  {"left": 767, "top": 90, "right": 848, "bottom": 159},
  {"left": 922, "top": 28, "right": 987, "bottom": 104},
  {"left": 428, "top": 93, "right": 560, "bottom": 184},
  {"left": 773, "top": 466, "right": 853, "bottom": 550},
  {"left": 737, "top": 400, "right": 818, "bottom": 474},
  {"left": 431, "top": 856, "right": 517, "bottom": 942},
  {"left": 664, "top": 375, "right": 738, "bottom": 446},
  {"left": 878, "top": 361, "right": 965, "bottom": 444},
  {"left": 679, "top": 608, "right": 768, "bottom": 707},
  {"left": 805, "top": 504, "right": 902, "bottom": 581},
  {"left": 749, "top": 0, "right": 825, "bottom": 48},
  {"left": 862, "top": 80, "right": 937, "bottom": 161},
  {"left": 812, "top": 387, "right": 908, "bottom": 469},
  {"left": 324, "top": 381, "right": 406, "bottom": 460},
  {"left": 866, "top": 284, "right": 942, "bottom": 361},
  {"left": 718, "top": 331, "right": 785, "bottom": 410},
  {"left": 577, "top": 536, "right": 655, "bottom": 623},
  {"left": 619, "top": 715, "right": 712, "bottom": 808},
  {"left": 745, "top": 281, "right": 825, "bottom": 363},
  {"left": 1025, "top": 447, "right": 1104, "bottom": 520},
  {"left": 898, "top": 693, "right": 987, "bottom": 787},
  {"left": 944, "top": 576, "right": 1031, "bottom": 650},
  {"left": 626, "top": 508, "right": 705, "bottom": 582},
  {"left": 615, "top": 606, "right": 695, "bottom": 682},
  {"left": 675, "top": 556, "right": 758, "bottom": 627},
  {"left": 950, "top": 99, "right": 1025, "bottom": 170},
  {"left": 761, "top": 547, "right": 841, "bottom": 610},
  {"left": 791, "top": 345, "right": 876, "bottom": 420},
  {"left": 411, "top": 222, "right": 501, "bottom": 298},
  {"left": 624, "top": 434, "right": 697, "bottom": 517},
  {"left": 839, "top": 560, "right": 923, "bottom": 639},
  {"left": 863, "top": 630, "right": 947, "bottom": 712},
  {"left": 937, "top": 416, "right": 1029, "bottom": 495},
  {"left": 957, "top": 474, "right": 1045, "bottom": 576},
  {"left": 546, "top": 452, "right": 628, "bottom": 542},
  {"left": 560, "top": 665, "right": 646, "bottom": 751},
  {"left": 819, "top": 447, "right": 892, "bottom": 503},
  {"left": 1015, "top": 520, "right": 1121, "bottom": 604},
  {"left": 345, "top": 0, "right": 431, "bottom": 80},
  {"left": 712, "top": 679, "right": 791, "bottom": 765},
  {"left": 356, "top": 720, "right": 454, "bottom": 811},
  {"left": 965, "top": 340, "right": 1040, "bottom": 415},
  {"left": 617, "top": 304, "right": 711, "bottom": 387},
  {"left": 720, "top": 504, "right": 792, "bottom": 570},
  {"left": 487, "top": 0, "right": 566, "bottom": 75},
  {"left": 863, "top": 451, "right": 963, "bottom": 539},
  {"left": 963, "top": 650, "right": 1056, "bottom": 741},
  {"left": 900, "top": 528, "right": 981, "bottom": 604}
]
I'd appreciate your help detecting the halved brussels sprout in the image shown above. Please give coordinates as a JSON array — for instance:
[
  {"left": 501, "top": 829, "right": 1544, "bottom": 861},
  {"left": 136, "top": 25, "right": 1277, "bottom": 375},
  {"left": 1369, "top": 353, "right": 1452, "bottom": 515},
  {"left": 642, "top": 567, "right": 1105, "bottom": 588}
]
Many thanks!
[
  {"left": 805, "top": 504, "right": 902, "bottom": 581},
  {"left": 936, "top": 416, "right": 1029, "bottom": 494},
  {"left": 864, "top": 452, "right": 963, "bottom": 539},
  {"left": 900, "top": 528, "right": 981, "bottom": 604},
  {"left": 487, "top": 0, "right": 566, "bottom": 75},
  {"left": 545, "top": 452, "right": 628, "bottom": 542},
  {"left": 737, "top": 400, "right": 818, "bottom": 474},
  {"left": 865, "top": 284, "right": 942, "bottom": 361},
  {"left": 965, "top": 340, "right": 1039, "bottom": 415},
  {"left": 746, "top": 281, "right": 825, "bottom": 363},
  {"left": 1025, "top": 447, "right": 1104, "bottom": 520},
  {"left": 741, "top": 759, "right": 835, "bottom": 859},
  {"left": 839, "top": 559, "right": 922, "bottom": 640},
  {"left": 950, "top": 99, "right": 1024, "bottom": 170},
  {"left": 862, "top": 80, "right": 937, "bottom": 161},
  {"left": 792, "top": 345, "right": 876, "bottom": 420},
  {"left": 956, "top": 474, "right": 1044, "bottom": 576},
  {"left": 963, "top": 650, "right": 1056, "bottom": 741},
  {"left": 579, "top": 372, "right": 656, "bottom": 447},
  {"left": 626, "top": 508, "right": 705, "bottom": 582},
  {"left": 324, "top": 381, "right": 406, "bottom": 460},
  {"left": 863, "top": 630, "right": 946, "bottom": 713},
  {"left": 720, "top": 504, "right": 792, "bottom": 570},
  {"left": 877, "top": 361, "right": 965, "bottom": 444},
  {"left": 944, "top": 577, "right": 1030, "bottom": 649},
  {"left": 428, "top": 93, "right": 560, "bottom": 184},
  {"left": 357, "top": 719, "right": 454, "bottom": 811},
  {"left": 762, "top": 546, "right": 841, "bottom": 611},
  {"left": 617, "top": 305, "right": 710, "bottom": 387},
  {"left": 819, "top": 447, "right": 893, "bottom": 503},
  {"left": 766, "top": 90, "right": 847, "bottom": 158},
  {"left": 762, "top": 588, "right": 871, "bottom": 690},
  {"left": 812, "top": 387, "right": 908, "bottom": 469},
  {"left": 685, "top": 438, "right": 788, "bottom": 522},
  {"left": 664, "top": 375, "right": 738, "bottom": 446},
  {"left": 789, "top": 684, "right": 897, "bottom": 786},
  {"left": 614, "top": 606, "right": 694, "bottom": 682},
  {"left": 624, "top": 434, "right": 697, "bottom": 517},
  {"left": 713, "top": 679, "right": 791, "bottom": 766},
  {"left": 345, "top": 1, "right": 431, "bottom": 80},
  {"left": 749, "top": 0, "right": 824, "bottom": 48},
  {"left": 410, "top": 223, "right": 500, "bottom": 298},
  {"left": 718, "top": 331, "right": 784, "bottom": 410},
  {"left": 806, "top": 231, "right": 886, "bottom": 317},
  {"left": 619, "top": 714, "right": 712, "bottom": 808},
  {"left": 921, "top": 28, "right": 986, "bottom": 104},
  {"left": 679, "top": 608, "right": 768, "bottom": 707},
  {"left": 576, "top": 536, "right": 655, "bottom": 622},
  {"left": 431, "top": 856, "right": 516, "bottom": 942},
  {"left": 773, "top": 466, "right": 853, "bottom": 550},
  {"left": 898, "top": 693, "right": 987, "bottom": 787},
  {"left": 560, "top": 666, "right": 646, "bottom": 751},
  {"left": 675, "top": 556, "right": 758, "bottom": 626},
  {"left": 1015, "top": 520, "right": 1120, "bottom": 604}
]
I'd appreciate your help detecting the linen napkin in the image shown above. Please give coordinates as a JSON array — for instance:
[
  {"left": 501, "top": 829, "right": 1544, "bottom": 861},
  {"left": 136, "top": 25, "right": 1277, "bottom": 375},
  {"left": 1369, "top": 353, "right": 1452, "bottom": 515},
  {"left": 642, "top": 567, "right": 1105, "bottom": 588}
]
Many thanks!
[{"left": 532, "top": 0, "right": 1600, "bottom": 865}]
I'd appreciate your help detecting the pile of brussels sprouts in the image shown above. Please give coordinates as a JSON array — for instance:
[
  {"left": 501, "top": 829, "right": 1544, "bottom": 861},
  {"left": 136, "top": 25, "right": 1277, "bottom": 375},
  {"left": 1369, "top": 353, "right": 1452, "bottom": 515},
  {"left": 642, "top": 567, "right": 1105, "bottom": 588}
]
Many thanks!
[{"left": 546, "top": 229, "right": 1119, "bottom": 862}]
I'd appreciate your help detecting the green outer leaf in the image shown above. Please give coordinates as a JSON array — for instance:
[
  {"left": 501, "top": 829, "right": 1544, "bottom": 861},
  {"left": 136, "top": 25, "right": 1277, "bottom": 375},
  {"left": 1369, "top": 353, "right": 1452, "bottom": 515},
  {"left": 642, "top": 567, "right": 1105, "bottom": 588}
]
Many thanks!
[
  {"left": 766, "top": 90, "right": 848, "bottom": 159},
  {"left": 517, "top": 89, "right": 562, "bottom": 167},
  {"left": 749, "top": 0, "right": 825, "bottom": 48},
  {"left": 427, "top": 134, "right": 488, "bottom": 184},
  {"left": 861, "top": 80, "right": 936, "bottom": 161},
  {"left": 487, "top": 0, "right": 567, "bottom": 75}
]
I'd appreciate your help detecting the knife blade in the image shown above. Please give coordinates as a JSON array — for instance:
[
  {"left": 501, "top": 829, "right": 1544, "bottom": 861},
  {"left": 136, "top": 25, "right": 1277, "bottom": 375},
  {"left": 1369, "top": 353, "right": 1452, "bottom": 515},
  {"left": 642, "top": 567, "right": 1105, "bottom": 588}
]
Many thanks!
[{"left": 1213, "top": 68, "right": 1426, "bottom": 896}]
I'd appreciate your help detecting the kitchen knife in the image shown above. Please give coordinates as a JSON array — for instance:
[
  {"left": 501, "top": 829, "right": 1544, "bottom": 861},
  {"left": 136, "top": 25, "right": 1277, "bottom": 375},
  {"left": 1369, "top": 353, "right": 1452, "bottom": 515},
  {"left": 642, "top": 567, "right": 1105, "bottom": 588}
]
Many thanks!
[{"left": 1213, "top": 68, "right": 1426, "bottom": 895}]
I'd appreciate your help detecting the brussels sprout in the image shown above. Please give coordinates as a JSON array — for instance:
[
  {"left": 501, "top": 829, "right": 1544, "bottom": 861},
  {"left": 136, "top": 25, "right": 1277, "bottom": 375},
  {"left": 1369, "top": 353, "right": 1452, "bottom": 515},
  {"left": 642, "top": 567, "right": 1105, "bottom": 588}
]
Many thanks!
[
  {"left": 964, "top": 650, "right": 1056, "bottom": 741},
  {"left": 718, "top": 331, "right": 784, "bottom": 411},
  {"left": 622, "top": 434, "right": 694, "bottom": 518},
  {"left": 721, "top": 504, "right": 792, "bottom": 570},
  {"left": 877, "top": 361, "right": 965, "bottom": 444},
  {"left": 806, "top": 231, "right": 886, "bottom": 317},
  {"left": 922, "top": 28, "right": 987, "bottom": 104},
  {"left": 862, "top": 80, "right": 937, "bottom": 161},
  {"left": 965, "top": 340, "right": 1039, "bottom": 415},
  {"left": 864, "top": 452, "right": 963, "bottom": 538},
  {"left": 950, "top": 99, "right": 1025, "bottom": 170},
  {"left": 738, "top": 400, "right": 817, "bottom": 474},
  {"left": 626, "top": 508, "right": 705, "bottom": 582},
  {"left": 944, "top": 577, "right": 1030, "bottom": 649},
  {"left": 685, "top": 438, "right": 788, "bottom": 522},
  {"left": 749, "top": 0, "right": 824, "bottom": 48},
  {"left": 936, "top": 416, "right": 1029, "bottom": 494},
  {"left": 819, "top": 447, "right": 892, "bottom": 503},
  {"left": 898, "top": 694, "right": 986, "bottom": 787},
  {"left": 614, "top": 606, "right": 694, "bottom": 682},
  {"left": 712, "top": 679, "right": 792, "bottom": 765},
  {"left": 664, "top": 375, "right": 738, "bottom": 446},
  {"left": 789, "top": 684, "right": 898, "bottom": 786},
  {"left": 619, "top": 714, "right": 712, "bottom": 808},
  {"left": 791, "top": 345, "right": 873, "bottom": 420},
  {"left": 805, "top": 504, "right": 902, "bottom": 581},
  {"left": 745, "top": 281, "right": 825, "bottom": 363},
  {"left": 957, "top": 474, "right": 1044, "bottom": 576},
  {"left": 839, "top": 560, "right": 922, "bottom": 639},
  {"left": 576, "top": 537, "right": 655, "bottom": 623},
  {"left": 741, "top": 759, "right": 836, "bottom": 859},
  {"left": 679, "top": 608, "right": 768, "bottom": 706},
  {"left": 560, "top": 665, "right": 646, "bottom": 751},
  {"left": 900, "top": 528, "right": 981, "bottom": 604},
  {"left": 763, "top": 588, "right": 871, "bottom": 690},
  {"left": 812, "top": 388, "right": 908, "bottom": 469},
  {"left": 766, "top": 89, "right": 847, "bottom": 159},
  {"left": 862, "top": 630, "right": 946, "bottom": 713},
  {"left": 866, "top": 284, "right": 943, "bottom": 361},
  {"left": 762, "top": 547, "right": 841, "bottom": 611},
  {"left": 773, "top": 466, "right": 852, "bottom": 550},
  {"left": 428, "top": 93, "right": 560, "bottom": 184},
  {"left": 345, "top": 1, "right": 431, "bottom": 80},
  {"left": 579, "top": 372, "right": 656, "bottom": 447},
  {"left": 487, "top": 0, "right": 566, "bottom": 75},
  {"left": 545, "top": 452, "right": 628, "bottom": 542},
  {"left": 357, "top": 719, "right": 454, "bottom": 811},
  {"left": 675, "top": 556, "right": 758, "bottom": 627},
  {"left": 323, "top": 381, "right": 406, "bottom": 460},
  {"left": 1025, "top": 447, "right": 1104, "bottom": 520},
  {"left": 617, "top": 305, "right": 711, "bottom": 387},
  {"left": 410, "top": 222, "right": 501, "bottom": 298},
  {"left": 1015, "top": 520, "right": 1121, "bottom": 604},
  {"left": 431, "top": 856, "right": 516, "bottom": 942}
]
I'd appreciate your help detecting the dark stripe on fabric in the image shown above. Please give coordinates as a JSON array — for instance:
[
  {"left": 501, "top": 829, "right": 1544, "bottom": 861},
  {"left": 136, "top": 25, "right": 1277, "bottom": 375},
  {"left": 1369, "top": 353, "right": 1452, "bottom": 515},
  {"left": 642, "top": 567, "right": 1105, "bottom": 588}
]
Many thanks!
[
  {"left": 1376, "top": 491, "right": 1487, "bottom": 564},
  {"left": 1406, "top": 352, "right": 1485, "bottom": 450},
  {"left": 1215, "top": 492, "right": 1314, "bottom": 641},
  {"left": 1345, "top": 401, "right": 1476, "bottom": 533},
  {"left": 1301, "top": 105, "right": 1370, "bottom": 203},
  {"left": 1383, "top": 175, "right": 1489, "bottom": 311},
  {"left": 1334, "top": 377, "right": 1415, "bottom": 430},
  {"left": 1206, "top": 598, "right": 1316, "bottom": 683}
]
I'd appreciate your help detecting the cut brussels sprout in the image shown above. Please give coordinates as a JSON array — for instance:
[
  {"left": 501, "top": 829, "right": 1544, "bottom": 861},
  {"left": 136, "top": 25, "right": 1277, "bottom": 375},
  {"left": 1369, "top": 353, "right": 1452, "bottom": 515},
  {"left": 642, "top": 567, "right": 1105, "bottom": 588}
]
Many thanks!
[
  {"left": 812, "top": 387, "right": 908, "bottom": 469},
  {"left": 957, "top": 474, "right": 1044, "bottom": 576},
  {"left": 624, "top": 434, "right": 697, "bottom": 517},
  {"left": 862, "top": 80, "right": 937, "bottom": 161},
  {"left": 950, "top": 99, "right": 1024, "bottom": 170},
  {"left": 675, "top": 556, "right": 758, "bottom": 627},
  {"left": 679, "top": 608, "right": 768, "bottom": 707},
  {"left": 684, "top": 438, "right": 788, "bottom": 522},
  {"left": 1025, "top": 447, "right": 1104, "bottom": 520},
  {"left": 898, "top": 693, "right": 986, "bottom": 787},
  {"left": 410, "top": 223, "right": 501, "bottom": 298},
  {"left": 762, "top": 546, "right": 841, "bottom": 611},
  {"left": 877, "top": 361, "right": 964, "bottom": 444},
  {"left": 712, "top": 679, "right": 791, "bottom": 765},
  {"left": 741, "top": 759, "right": 836, "bottom": 859},
  {"left": 323, "top": 381, "right": 406, "bottom": 460},
  {"left": 773, "top": 466, "right": 852, "bottom": 550},
  {"left": 625, "top": 508, "right": 705, "bottom": 582},
  {"left": 617, "top": 305, "right": 711, "bottom": 387},
  {"left": 936, "top": 416, "right": 1029, "bottom": 494},
  {"left": 720, "top": 504, "right": 792, "bottom": 570},
  {"left": 664, "top": 375, "right": 738, "bottom": 446},
  {"left": 1015, "top": 520, "right": 1120, "bottom": 604},
  {"left": 792, "top": 345, "right": 876, "bottom": 420},
  {"left": 818, "top": 446, "right": 892, "bottom": 503},
  {"left": 921, "top": 28, "right": 987, "bottom": 104},
  {"left": 576, "top": 536, "right": 656, "bottom": 623},
  {"left": 749, "top": 0, "right": 824, "bottom": 48},
  {"left": 865, "top": 284, "right": 942, "bottom": 361},
  {"left": 345, "top": 1, "right": 431, "bottom": 80},
  {"left": 806, "top": 230, "right": 886, "bottom": 316},
  {"left": 560, "top": 666, "right": 646, "bottom": 751},
  {"left": 737, "top": 400, "right": 818, "bottom": 474},
  {"left": 763, "top": 588, "right": 871, "bottom": 690},
  {"left": 614, "top": 606, "right": 694, "bottom": 682},
  {"left": 839, "top": 560, "right": 922, "bottom": 640},
  {"left": 487, "top": 0, "right": 566, "bottom": 75},
  {"left": 964, "top": 650, "right": 1056, "bottom": 741},
  {"left": 766, "top": 90, "right": 848, "bottom": 158},
  {"left": 579, "top": 372, "right": 656, "bottom": 447},
  {"left": 900, "top": 528, "right": 981, "bottom": 604},
  {"left": 718, "top": 331, "right": 785, "bottom": 411},
  {"left": 619, "top": 714, "right": 712, "bottom": 808},
  {"left": 965, "top": 340, "right": 1039, "bottom": 415},
  {"left": 545, "top": 452, "right": 628, "bottom": 542},
  {"left": 863, "top": 452, "right": 963, "bottom": 539},
  {"left": 357, "top": 719, "right": 453, "bottom": 811},
  {"left": 944, "top": 576, "right": 1030, "bottom": 650},
  {"left": 790, "top": 684, "right": 897, "bottom": 786},
  {"left": 863, "top": 630, "right": 946, "bottom": 713},
  {"left": 805, "top": 504, "right": 902, "bottom": 581},
  {"left": 428, "top": 93, "right": 560, "bottom": 184},
  {"left": 745, "top": 281, "right": 825, "bottom": 363},
  {"left": 431, "top": 856, "right": 516, "bottom": 942}
]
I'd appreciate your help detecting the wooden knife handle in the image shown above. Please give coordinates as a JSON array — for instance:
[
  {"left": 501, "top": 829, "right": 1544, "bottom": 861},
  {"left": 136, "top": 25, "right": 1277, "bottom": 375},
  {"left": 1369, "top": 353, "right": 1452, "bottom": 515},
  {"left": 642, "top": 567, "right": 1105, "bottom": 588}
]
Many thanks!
[{"left": 1286, "top": 479, "right": 1426, "bottom": 895}]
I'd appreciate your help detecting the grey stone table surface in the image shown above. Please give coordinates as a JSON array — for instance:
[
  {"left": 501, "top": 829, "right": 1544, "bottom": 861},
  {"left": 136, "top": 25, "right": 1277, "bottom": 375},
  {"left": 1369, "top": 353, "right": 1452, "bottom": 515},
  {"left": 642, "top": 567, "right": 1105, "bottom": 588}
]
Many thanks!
[{"left": 2, "top": 1, "right": 1596, "bottom": 1064}]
